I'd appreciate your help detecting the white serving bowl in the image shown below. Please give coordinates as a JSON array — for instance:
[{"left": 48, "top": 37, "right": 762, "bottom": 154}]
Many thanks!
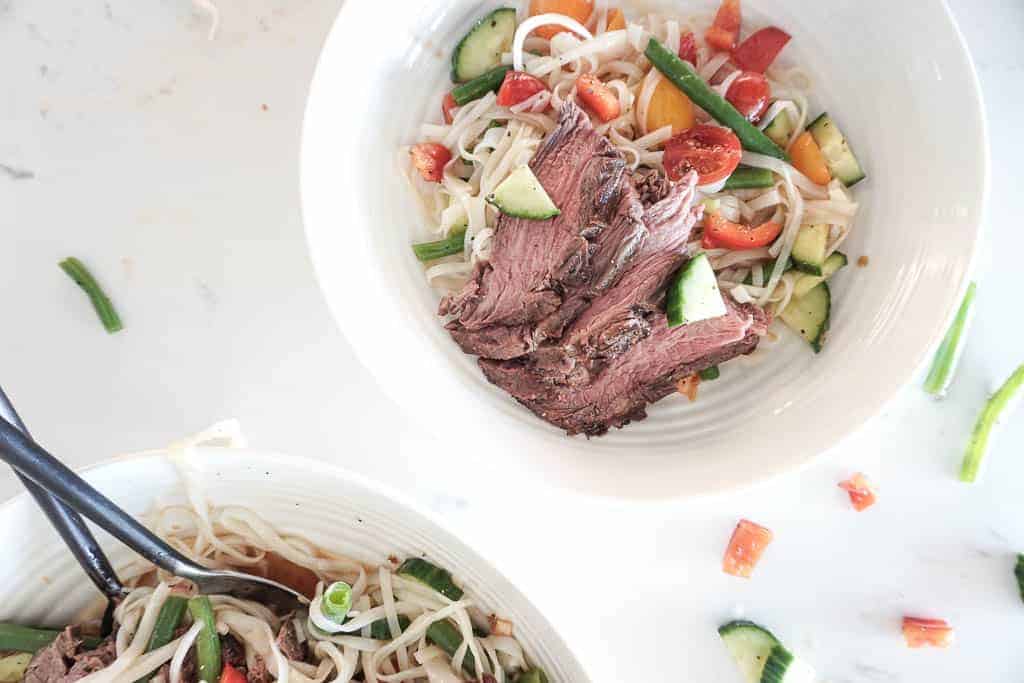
[
  {"left": 0, "top": 448, "right": 589, "bottom": 682},
  {"left": 301, "top": 0, "right": 987, "bottom": 500}
]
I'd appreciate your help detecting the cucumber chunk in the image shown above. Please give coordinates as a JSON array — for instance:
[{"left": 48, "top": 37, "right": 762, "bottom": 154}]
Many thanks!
[
  {"left": 666, "top": 253, "right": 727, "bottom": 327},
  {"left": 764, "top": 109, "right": 794, "bottom": 148},
  {"left": 792, "top": 251, "right": 847, "bottom": 299},
  {"left": 760, "top": 646, "right": 816, "bottom": 683},
  {"left": 486, "top": 165, "right": 560, "bottom": 219},
  {"left": 452, "top": 8, "right": 517, "bottom": 83},
  {"left": 791, "top": 224, "right": 829, "bottom": 275},
  {"left": 807, "top": 113, "right": 866, "bottom": 187},
  {"left": 396, "top": 557, "right": 464, "bottom": 601},
  {"left": 718, "top": 621, "right": 780, "bottom": 683},
  {"left": 780, "top": 282, "right": 831, "bottom": 353}
]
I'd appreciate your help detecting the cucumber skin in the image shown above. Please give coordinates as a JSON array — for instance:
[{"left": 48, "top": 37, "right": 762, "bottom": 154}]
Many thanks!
[
  {"left": 807, "top": 112, "right": 866, "bottom": 187},
  {"left": 451, "top": 8, "right": 517, "bottom": 83},
  {"left": 1016, "top": 554, "right": 1024, "bottom": 604},
  {"left": 452, "top": 65, "right": 511, "bottom": 106},
  {"left": 645, "top": 39, "right": 787, "bottom": 160},
  {"left": 369, "top": 615, "right": 411, "bottom": 640},
  {"left": 760, "top": 645, "right": 794, "bottom": 683},
  {"left": 718, "top": 620, "right": 781, "bottom": 643},
  {"left": 790, "top": 225, "right": 829, "bottom": 276},
  {"left": 792, "top": 252, "right": 847, "bottom": 299},
  {"left": 718, "top": 620, "right": 781, "bottom": 683},
  {"left": 780, "top": 282, "right": 830, "bottom": 353}
]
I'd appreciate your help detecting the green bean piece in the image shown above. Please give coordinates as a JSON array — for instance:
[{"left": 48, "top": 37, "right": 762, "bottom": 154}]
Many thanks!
[
  {"left": 58, "top": 257, "right": 123, "bottom": 333},
  {"left": 412, "top": 229, "right": 468, "bottom": 263},
  {"left": 960, "top": 364, "right": 1024, "bottom": 483},
  {"left": 187, "top": 597, "right": 221, "bottom": 683},
  {"left": 0, "top": 624, "right": 99, "bottom": 654},
  {"left": 426, "top": 620, "right": 475, "bottom": 675},
  {"left": 924, "top": 282, "right": 977, "bottom": 397},
  {"left": 722, "top": 167, "right": 775, "bottom": 190},
  {"left": 135, "top": 596, "right": 188, "bottom": 683}
]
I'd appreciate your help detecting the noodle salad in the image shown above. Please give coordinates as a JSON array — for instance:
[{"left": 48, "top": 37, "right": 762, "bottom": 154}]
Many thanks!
[
  {"left": 2, "top": 479, "right": 546, "bottom": 683},
  {"left": 404, "top": 0, "right": 866, "bottom": 355}
]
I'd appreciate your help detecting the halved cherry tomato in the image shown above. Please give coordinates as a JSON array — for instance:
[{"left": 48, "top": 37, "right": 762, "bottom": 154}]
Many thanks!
[
  {"left": 576, "top": 73, "right": 620, "bottom": 122},
  {"left": 702, "top": 213, "right": 783, "bottom": 250},
  {"left": 722, "top": 519, "right": 773, "bottom": 578},
  {"left": 646, "top": 77, "right": 695, "bottom": 135},
  {"left": 529, "top": 0, "right": 594, "bottom": 40},
  {"left": 789, "top": 131, "right": 832, "bottom": 185},
  {"left": 678, "top": 31, "right": 698, "bottom": 65},
  {"left": 497, "top": 71, "right": 549, "bottom": 108},
  {"left": 410, "top": 143, "right": 452, "bottom": 183},
  {"left": 442, "top": 92, "right": 457, "bottom": 125},
  {"left": 838, "top": 472, "right": 877, "bottom": 511},
  {"left": 902, "top": 617, "right": 954, "bottom": 649},
  {"left": 733, "top": 26, "right": 792, "bottom": 73},
  {"left": 663, "top": 125, "right": 742, "bottom": 184},
  {"left": 705, "top": 0, "right": 741, "bottom": 52},
  {"left": 220, "top": 665, "right": 247, "bottom": 683},
  {"left": 677, "top": 374, "right": 700, "bottom": 401},
  {"left": 725, "top": 71, "right": 770, "bottom": 122},
  {"left": 606, "top": 8, "right": 626, "bottom": 31}
]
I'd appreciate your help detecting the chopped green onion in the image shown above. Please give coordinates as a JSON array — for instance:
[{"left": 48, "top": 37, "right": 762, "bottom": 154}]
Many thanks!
[
  {"left": 699, "top": 366, "right": 721, "bottom": 381},
  {"left": 960, "top": 364, "right": 1024, "bottom": 483},
  {"left": 412, "top": 228, "right": 468, "bottom": 263},
  {"left": 0, "top": 624, "right": 100, "bottom": 654},
  {"left": 58, "top": 257, "right": 123, "bottom": 333},
  {"left": 1016, "top": 554, "right": 1024, "bottom": 604},
  {"left": 924, "top": 282, "right": 977, "bottom": 397},
  {"left": 321, "top": 581, "right": 353, "bottom": 623},
  {"left": 187, "top": 597, "right": 221, "bottom": 683},
  {"left": 136, "top": 596, "right": 187, "bottom": 683}
]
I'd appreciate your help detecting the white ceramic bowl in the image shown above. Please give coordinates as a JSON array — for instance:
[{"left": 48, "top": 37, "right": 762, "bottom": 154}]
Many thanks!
[
  {"left": 301, "top": 0, "right": 987, "bottom": 500},
  {"left": 0, "top": 448, "right": 590, "bottom": 682}
]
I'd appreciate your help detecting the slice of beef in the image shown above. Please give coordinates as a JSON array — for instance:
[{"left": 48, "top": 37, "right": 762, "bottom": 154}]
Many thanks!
[
  {"left": 247, "top": 655, "right": 270, "bottom": 683},
  {"left": 23, "top": 628, "right": 79, "bottom": 683},
  {"left": 480, "top": 299, "right": 768, "bottom": 435},
  {"left": 561, "top": 171, "right": 701, "bottom": 368},
  {"left": 274, "top": 620, "right": 307, "bottom": 663},
  {"left": 442, "top": 101, "right": 647, "bottom": 359},
  {"left": 63, "top": 637, "right": 117, "bottom": 682}
]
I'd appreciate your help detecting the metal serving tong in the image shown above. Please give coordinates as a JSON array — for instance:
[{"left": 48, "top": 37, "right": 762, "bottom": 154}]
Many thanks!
[{"left": 0, "top": 397, "right": 304, "bottom": 614}]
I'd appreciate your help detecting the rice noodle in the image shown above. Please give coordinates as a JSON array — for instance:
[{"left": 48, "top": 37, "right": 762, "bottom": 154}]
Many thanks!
[{"left": 513, "top": 14, "right": 593, "bottom": 72}]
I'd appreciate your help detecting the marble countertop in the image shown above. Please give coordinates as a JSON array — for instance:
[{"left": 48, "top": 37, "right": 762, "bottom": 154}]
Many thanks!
[{"left": 1, "top": 1, "right": 1023, "bottom": 680}]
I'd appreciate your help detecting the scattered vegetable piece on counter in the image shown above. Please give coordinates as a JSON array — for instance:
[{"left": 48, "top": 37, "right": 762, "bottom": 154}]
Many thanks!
[
  {"left": 677, "top": 374, "right": 700, "bottom": 401},
  {"left": 732, "top": 26, "right": 792, "bottom": 72},
  {"left": 1015, "top": 554, "right": 1024, "bottom": 604},
  {"left": 838, "top": 472, "right": 877, "bottom": 511},
  {"left": 924, "top": 282, "right": 977, "bottom": 398},
  {"left": 410, "top": 143, "right": 453, "bottom": 183},
  {"left": 528, "top": 0, "right": 594, "bottom": 40},
  {"left": 496, "top": 70, "right": 549, "bottom": 108},
  {"left": 705, "top": 0, "right": 741, "bottom": 51},
  {"left": 699, "top": 365, "right": 721, "bottom": 381},
  {"left": 902, "top": 617, "right": 954, "bottom": 649},
  {"left": 960, "top": 363, "right": 1024, "bottom": 483},
  {"left": 723, "top": 519, "right": 774, "bottom": 578},
  {"left": 719, "top": 620, "right": 816, "bottom": 683},
  {"left": 58, "top": 257, "right": 123, "bottom": 333},
  {"left": 576, "top": 73, "right": 621, "bottom": 122}
]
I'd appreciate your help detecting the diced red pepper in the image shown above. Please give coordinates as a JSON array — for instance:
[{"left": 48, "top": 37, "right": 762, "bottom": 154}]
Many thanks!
[
  {"left": 220, "top": 665, "right": 247, "bottom": 683},
  {"left": 410, "top": 143, "right": 452, "bottom": 183},
  {"left": 733, "top": 26, "right": 791, "bottom": 73},
  {"left": 678, "top": 31, "right": 698, "bottom": 65},
  {"left": 576, "top": 73, "right": 621, "bottom": 122},
  {"left": 722, "top": 519, "right": 773, "bottom": 578},
  {"left": 497, "top": 71, "right": 549, "bottom": 108},
  {"left": 702, "top": 213, "right": 782, "bottom": 250},
  {"left": 442, "top": 92, "right": 458, "bottom": 125},
  {"left": 902, "top": 617, "right": 954, "bottom": 649},
  {"left": 838, "top": 473, "right": 877, "bottom": 511},
  {"left": 705, "top": 0, "right": 741, "bottom": 52}
]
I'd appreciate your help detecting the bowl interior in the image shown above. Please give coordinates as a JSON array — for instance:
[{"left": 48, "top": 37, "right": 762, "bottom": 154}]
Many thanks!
[
  {"left": 301, "top": 0, "right": 985, "bottom": 499},
  {"left": 0, "top": 449, "right": 590, "bottom": 682}
]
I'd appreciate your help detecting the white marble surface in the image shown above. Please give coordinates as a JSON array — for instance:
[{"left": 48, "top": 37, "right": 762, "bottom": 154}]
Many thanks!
[{"left": 1, "top": 1, "right": 1023, "bottom": 681}]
